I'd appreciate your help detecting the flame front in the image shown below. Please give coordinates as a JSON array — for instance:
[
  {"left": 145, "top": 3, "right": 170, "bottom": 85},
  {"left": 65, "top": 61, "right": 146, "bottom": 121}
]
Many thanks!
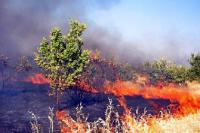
[
  {"left": 24, "top": 73, "right": 200, "bottom": 132},
  {"left": 26, "top": 73, "right": 200, "bottom": 114},
  {"left": 103, "top": 80, "right": 200, "bottom": 115},
  {"left": 24, "top": 73, "right": 50, "bottom": 84}
]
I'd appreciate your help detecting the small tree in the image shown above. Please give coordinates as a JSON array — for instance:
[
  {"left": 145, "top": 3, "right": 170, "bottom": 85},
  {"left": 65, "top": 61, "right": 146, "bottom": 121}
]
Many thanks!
[
  {"left": 142, "top": 59, "right": 170, "bottom": 83},
  {"left": 167, "top": 64, "right": 188, "bottom": 83},
  {"left": 142, "top": 59, "right": 189, "bottom": 84},
  {"left": 35, "top": 20, "right": 90, "bottom": 95},
  {"left": 188, "top": 53, "right": 200, "bottom": 81},
  {"left": 118, "top": 63, "right": 136, "bottom": 81}
]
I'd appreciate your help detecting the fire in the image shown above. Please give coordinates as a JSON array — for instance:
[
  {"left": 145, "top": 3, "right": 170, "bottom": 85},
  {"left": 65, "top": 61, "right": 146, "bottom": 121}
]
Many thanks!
[
  {"left": 24, "top": 73, "right": 200, "bottom": 115},
  {"left": 24, "top": 73, "right": 200, "bottom": 132},
  {"left": 56, "top": 100, "right": 200, "bottom": 133},
  {"left": 117, "top": 96, "right": 130, "bottom": 114},
  {"left": 54, "top": 74, "right": 200, "bottom": 132},
  {"left": 76, "top": 75, "right": 200, "bottom": 116},
  {"left": 56, "top": 110, "right": 87, "bottom": 133},
  {"left": 76, "top": 80, "right": 98, "bottom": 93},
  {"left": 103, "top": 80, "right": 200, "bottom": 115},
  {"left": 187, "top": 81, "right": 200, "bottom": 95},
  {"left": 135, "top": 74, "right": 149, "bottom": 85},
  {"left": 24, "top": 73, "right": 50, "bottom": 84}
]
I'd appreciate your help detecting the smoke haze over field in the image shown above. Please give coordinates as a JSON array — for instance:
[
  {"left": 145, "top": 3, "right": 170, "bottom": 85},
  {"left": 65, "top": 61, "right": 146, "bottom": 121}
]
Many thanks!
[{"left": 0, "top": 0, "right": 199, "bottom": 65}]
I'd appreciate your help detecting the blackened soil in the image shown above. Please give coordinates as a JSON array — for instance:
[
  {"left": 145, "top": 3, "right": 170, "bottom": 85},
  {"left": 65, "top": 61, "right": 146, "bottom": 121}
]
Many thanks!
[{"left": 0, "top": 82, "right": 172, "bottom": 133}]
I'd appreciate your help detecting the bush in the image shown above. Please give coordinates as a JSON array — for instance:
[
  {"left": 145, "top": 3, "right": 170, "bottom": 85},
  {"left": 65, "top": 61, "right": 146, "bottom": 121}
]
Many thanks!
[
  {"left": 142, "top": 59, "right": 188, "bottom": 83},
  {"left": 188, "top": 53, "right": 200, "bottom": 82}
]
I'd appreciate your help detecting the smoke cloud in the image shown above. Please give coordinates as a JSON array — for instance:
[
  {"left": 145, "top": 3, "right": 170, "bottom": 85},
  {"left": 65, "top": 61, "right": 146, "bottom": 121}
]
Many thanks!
[
  {"left": 0, "top": 0, "right": 122, "bottom": 56},
  {"left": 0, "top": 0, "right": 86, "bottom": 56},
  {"left": 0, "top": 0, "right": 196, "bottom": 65}
]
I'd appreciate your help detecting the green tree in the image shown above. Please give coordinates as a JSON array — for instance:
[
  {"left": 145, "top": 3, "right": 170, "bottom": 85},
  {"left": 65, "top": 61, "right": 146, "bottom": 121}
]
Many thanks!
[
  {"left": 188, "top": 53, "right": 200, "bottom": 81},
  {"left": 167, "top": 64, "right": 188, "bottom": 83},
  {"left": 142, "top": 59, "right": 171, "bottom": 83},
  {"left": 35, "top": 20, "right": 90, "bottom": 94},
  {"left": 142, "top": 59, "right": 188, "bottom": 83},
  {"left": 118, "top": 63, "right": 136, "bottom": 81}
]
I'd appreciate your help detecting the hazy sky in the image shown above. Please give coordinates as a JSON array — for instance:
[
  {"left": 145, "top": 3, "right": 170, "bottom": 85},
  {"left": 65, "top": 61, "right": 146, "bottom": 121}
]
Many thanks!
[
  {"left": 0, "top": 0, "right": 199, "bottom": 65},
  {"left": 88, "top": 0, "right": 200, "bottom": 64},
  {"left": 89, "top": 0, "right": 200, "bottom": 40}
]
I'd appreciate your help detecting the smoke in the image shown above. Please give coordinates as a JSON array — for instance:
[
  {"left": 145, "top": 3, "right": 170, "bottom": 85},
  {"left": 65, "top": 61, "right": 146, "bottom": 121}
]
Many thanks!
[
  {"left": 0, "top": 0, "right": 86, "bottom": 56},
  {"left": 0, "top": 0, "right": 123, "bottom": 57},
  {"left": 0, "top": 0, "right": 196, "bottom": 65},
  {"left": 85, "top": 24, "right": 146, "bottom": 65}
]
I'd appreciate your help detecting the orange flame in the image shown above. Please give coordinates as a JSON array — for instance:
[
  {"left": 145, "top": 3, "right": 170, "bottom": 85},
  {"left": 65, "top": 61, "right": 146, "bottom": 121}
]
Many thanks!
[
  {"left": 103, "top": 80, "right": 200, "bottom": 115},
  {"left": 55, "top": 74, "right": 200, "bottom": 132},
  {"left": 76, "top": 80, "right": 98, "bottom": 93},
  {"left": 56, "top": 111, "right": 87, "bottom": 133},
  {"left": 117, "top": 96, "right": 130, "bottom": 114},
  {"left": 25, "top": 73, "right": 200, "bottom": 115},
  {"left": 77, "top": 75, "right": 200, "bottom": 116},
  {"left": 24, "top": 73, "right": 50, "bottom": 84}
]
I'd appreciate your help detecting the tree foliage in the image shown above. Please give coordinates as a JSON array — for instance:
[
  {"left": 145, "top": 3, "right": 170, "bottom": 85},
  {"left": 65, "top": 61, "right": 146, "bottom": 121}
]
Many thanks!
[
  {"left": 117, "top": 63, "right": 136, "bottom": 81},
  {"left": 188, "top": 53, "right": 200, "bottom": 81},
  {"left": 167, "top": 64, "right": 188, "bottom": 83},
  {"left": 35, "top": 20, "right": 90, "bottom": 92},
  {"left": 142, "top": 59, "right": 188, "bottom": 83}
]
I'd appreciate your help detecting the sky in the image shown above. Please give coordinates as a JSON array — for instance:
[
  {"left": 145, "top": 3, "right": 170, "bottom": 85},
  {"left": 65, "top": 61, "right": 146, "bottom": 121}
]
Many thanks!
[
  {"left": 89, "top": 0, "right": 200, "bottom": 40},
  {"left": 0, "top": 0, "right": 200, "bottom": 65},
  {"left": 88, "top": 0, "right": 200, "bottom": 64}
]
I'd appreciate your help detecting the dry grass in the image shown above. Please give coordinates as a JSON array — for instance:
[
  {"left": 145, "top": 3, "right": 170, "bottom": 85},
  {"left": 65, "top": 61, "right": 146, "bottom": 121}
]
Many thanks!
[
  {"left": 56, "top": 99, "right": 200, "bottom": 133},
  {"left": 29, "top": 99, "right": 200, "bottom": 133},
  {"left": 152, "top": 112, "right": 200, "bottom": 133}
]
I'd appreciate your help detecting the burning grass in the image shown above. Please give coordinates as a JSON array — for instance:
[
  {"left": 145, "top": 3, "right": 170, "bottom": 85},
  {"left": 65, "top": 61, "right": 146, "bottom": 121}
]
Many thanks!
[
  {"left": 1, "top": 20, "right": 200, "bottom": 133},
  {"left": 103, "top": 80, "right": 200, "bottom": 115},
  {"left": 29, "top": 100, "right": 200, "bottom": 133},
  {"left": 55, "top": 99, "right": 200, "bottom": 133},
  {"left": 58, "top": 79, "right": 200, "bottom": 132},
  {"left": 26, "top": 73, "right": 200, "bottom": 132},
  {"left": 21, "top": 54, "right": 200, "bottom": 132}
]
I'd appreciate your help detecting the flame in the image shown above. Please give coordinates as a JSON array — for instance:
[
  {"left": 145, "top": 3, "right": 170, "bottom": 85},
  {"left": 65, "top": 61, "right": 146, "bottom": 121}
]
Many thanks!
[
  {"left": 117, "top": 96, "right": 130, "bottom": 114},
  {"left": 24, "top": 73, "right": 50, "bottom": 84},
  {"left": 56, "top": 101, "right": 200, "bottom": 133},
  {"left": 25, "top": 73, "right": 200, "bottom": 115},
  {"left": 56, "top": 111, "right": 87, "bottom": 133},
  {"left": 74, "top": 74, "right": 200, "bottom": 117},
  {"left": 187, "top": 81, "right": 200, "bottom": 95},
  {"left": 55, "top": 74, "right": 200, "bottom": 132},
  {"left": 77, "top": 75, "right": 200, "bottom": 116},
  {"left": 135, "top": 74, "right": 149, "bottom": 85},
  {"left": 103, "top": 80, "right": 200, "bottom": 115},
  {"left": 24, "top": 73, "right": 200, "bottom": 132},
  {"left": 76, "top": 80, "right": 98, "bottom": 93}
]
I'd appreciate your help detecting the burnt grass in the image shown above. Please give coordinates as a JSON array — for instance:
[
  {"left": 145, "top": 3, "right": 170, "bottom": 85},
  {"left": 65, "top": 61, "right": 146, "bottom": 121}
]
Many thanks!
[{"left": 0, "top": 81, "right": 173, "bottom": 133}]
